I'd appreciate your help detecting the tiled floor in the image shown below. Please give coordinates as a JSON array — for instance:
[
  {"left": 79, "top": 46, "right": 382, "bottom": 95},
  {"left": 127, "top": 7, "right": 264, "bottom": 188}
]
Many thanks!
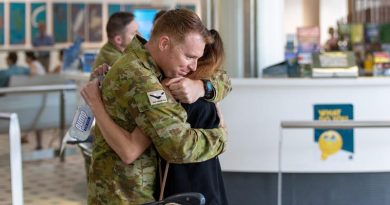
[{"left": 0, "top": 129, "right": 87, "bottom": 205}]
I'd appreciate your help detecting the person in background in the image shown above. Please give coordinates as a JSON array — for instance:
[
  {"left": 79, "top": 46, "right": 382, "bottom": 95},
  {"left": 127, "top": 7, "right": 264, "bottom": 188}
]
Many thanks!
[
  {"left": 76, "top": 11, "right": 140, "bottom": 182},
  {"left": 92, "top": 12, "right": 139, "bottom": 71},
  {"left": 0, "top": 52, "right": 29, "bottom": 87},
  {"left": 32, "top": 22, "right": 55, "bottom": 72},
  {"left": 51, "top": 49, "right": 65, "bottom": 73},
  {"left": 24, "top": 51, "right": 46, "bottom": 149},
  {"left": 25, "top": 51, "right": 46, "bottom": 76},
  {"left": 0, "top": 52, "right": 31, "bottom": 143},
  {"left": 324, "top": 27, "right": 339, "bottom": 51}
]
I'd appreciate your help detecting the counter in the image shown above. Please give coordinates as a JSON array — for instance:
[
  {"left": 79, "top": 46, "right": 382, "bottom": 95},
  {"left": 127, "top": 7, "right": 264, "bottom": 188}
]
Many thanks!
[{"left": 219, "top": 78, "right": 390, "bottom": 173}]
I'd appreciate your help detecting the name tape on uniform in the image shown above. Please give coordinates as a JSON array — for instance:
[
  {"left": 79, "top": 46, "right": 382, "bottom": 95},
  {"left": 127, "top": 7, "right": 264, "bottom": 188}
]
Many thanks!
[{"left": 147, "top": 90, "right": 168, "bottom": 105}]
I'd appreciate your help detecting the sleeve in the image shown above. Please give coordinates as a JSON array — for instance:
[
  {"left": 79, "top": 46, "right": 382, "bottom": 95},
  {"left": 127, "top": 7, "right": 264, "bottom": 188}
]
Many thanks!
[
  {"left": 92, "top": 54, "right": 106, "bottom": 72},
  {"left": 208, "top": 69, "right": 232, "bottom": 102},
  {"left": 119, "top": 69, "right": 227, "bottom": 163}
]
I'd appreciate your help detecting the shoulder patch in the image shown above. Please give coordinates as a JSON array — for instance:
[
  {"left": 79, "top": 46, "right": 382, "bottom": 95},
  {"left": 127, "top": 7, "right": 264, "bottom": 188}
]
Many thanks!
[{"left": 147, "top": 90, "right": 167, "bottom": 105}]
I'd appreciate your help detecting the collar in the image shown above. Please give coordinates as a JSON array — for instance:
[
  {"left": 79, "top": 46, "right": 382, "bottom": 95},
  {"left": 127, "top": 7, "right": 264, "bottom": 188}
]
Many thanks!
[
  {"left": 107, "top": 41, "right": 124, "bottom": 54},
  {"left": 125, "top": 35, "right": 164, "bottom": 81}
]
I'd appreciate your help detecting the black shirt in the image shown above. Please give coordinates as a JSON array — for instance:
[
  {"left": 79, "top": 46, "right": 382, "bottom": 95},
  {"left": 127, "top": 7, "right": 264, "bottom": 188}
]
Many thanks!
[{"left": 160, "top": 98, "right": 228, "bottom": 205}]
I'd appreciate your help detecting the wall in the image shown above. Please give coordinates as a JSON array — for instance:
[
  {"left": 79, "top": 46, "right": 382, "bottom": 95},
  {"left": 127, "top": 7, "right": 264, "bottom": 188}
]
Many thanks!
[
  {"left": 284, "top": 0, "right": 304, "bottom": 36},
  {"left": 220, "top": 78, "right": 390, "bottom": 172},
  {"left": 0, "top": 0, "right": 200, "bottom": 70},
  {"left": 283, "top": 0, "right": 348, "bottom": 52},
  {"left": 320, "top": 0, "right": 348, "bottom": 45},
  {"left": 302, "top": 0, "right": 319, "bottom": 27},
  {"left": 257, "top": 0, "right": 285, "bottom": 75},
  {"left": 217, "top": 0, "right": 244, "bottom": 78}
]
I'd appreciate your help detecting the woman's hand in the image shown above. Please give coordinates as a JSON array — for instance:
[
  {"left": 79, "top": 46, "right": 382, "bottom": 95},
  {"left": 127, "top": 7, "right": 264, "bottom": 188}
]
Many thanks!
[
  {"left": 80, "top": 79, "right": 104, "bottom": 112},
  {"left": 215, "top": 102, "right": 225, "bottom": 129},
  {"left": 90, "top": 63, "right": 110, "bottom": 80}
]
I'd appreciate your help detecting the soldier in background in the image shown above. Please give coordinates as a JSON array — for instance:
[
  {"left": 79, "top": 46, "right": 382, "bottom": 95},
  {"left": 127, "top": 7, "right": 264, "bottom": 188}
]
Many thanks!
[
  {"left": 93, "top": 12, "right": 139, "bottom": 71},
  {"left": 32, "top": 23, "right": 54, "bottom": 72},
  {"left": 82, "top": 9, "right": 230, "bottom": 204}
]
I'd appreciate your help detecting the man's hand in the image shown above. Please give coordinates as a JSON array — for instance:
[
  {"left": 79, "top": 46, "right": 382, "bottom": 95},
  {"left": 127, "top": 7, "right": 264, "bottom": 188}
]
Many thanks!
[
  {"left": 90, "top": 63, "right": 110, "bottom": 80},
  {"left": 163, "top": 77, "right": 205, "bottom": 104}
]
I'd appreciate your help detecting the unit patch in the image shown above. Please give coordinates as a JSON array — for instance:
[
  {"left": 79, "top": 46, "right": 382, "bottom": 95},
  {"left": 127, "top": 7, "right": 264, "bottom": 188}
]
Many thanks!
[{"left": 147, "top": 90, "right": 168, "bottom": 105}]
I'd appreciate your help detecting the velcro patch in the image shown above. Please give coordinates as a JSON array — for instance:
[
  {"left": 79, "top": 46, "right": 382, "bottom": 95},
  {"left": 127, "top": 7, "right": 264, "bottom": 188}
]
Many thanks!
[{"left": 147, "top": 90, "right": 168, "bottom": 105}]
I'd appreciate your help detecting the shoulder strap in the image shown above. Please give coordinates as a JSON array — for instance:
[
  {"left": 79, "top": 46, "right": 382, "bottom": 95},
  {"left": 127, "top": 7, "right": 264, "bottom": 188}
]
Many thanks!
[{"left": 159, "top": 161, "right": 170, "bottom": 200}]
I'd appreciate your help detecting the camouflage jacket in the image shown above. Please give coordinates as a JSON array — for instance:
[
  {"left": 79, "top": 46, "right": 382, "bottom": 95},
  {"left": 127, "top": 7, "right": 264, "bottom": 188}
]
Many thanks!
[
  {"left": 88, "top": 36, "right": 227, "bottom": 205},
  {"left": 93, "top": 40, "right": 232, "bottom": 102},
  {"left": 93, "top": 41, "right": 123, "bottom": 71},
  {"left": 209, "top": 69, "right": 232, "bottom": 102}
]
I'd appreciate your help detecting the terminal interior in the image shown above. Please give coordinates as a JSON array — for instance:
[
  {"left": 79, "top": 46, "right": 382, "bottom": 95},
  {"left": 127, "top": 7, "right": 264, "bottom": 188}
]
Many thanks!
[{"left": 1, "top": 0, "right": 390, "bottom": 204}]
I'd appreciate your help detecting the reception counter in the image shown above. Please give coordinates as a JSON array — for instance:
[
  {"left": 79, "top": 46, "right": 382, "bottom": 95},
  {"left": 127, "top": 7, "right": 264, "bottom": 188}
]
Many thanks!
[
  {"left": 217, "top": 78, "right": 390, "bottom": 204},
  {"left": 219, "top": 78, "right": 390, "bottom": 173}
]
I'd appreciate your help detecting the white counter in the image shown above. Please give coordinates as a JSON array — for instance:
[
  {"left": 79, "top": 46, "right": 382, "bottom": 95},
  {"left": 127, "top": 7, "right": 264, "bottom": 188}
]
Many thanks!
[{"left": 219, "top": 78, "right": 390, "bottom": 173}]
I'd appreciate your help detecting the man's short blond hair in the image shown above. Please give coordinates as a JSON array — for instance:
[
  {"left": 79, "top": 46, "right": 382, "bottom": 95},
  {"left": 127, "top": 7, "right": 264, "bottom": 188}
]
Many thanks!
[{"left": 151, "top": 9, "right": 212, "bottom": 44}]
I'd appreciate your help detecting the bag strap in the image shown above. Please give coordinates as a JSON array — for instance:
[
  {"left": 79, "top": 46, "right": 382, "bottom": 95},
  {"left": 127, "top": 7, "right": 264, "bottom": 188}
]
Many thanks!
[{"left": 159, "top": 161, "right": 170, "bottom": 200}]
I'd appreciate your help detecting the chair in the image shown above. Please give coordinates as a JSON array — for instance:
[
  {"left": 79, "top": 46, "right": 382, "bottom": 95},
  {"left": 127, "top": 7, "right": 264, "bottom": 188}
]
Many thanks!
[{"left": 142, "top": 193, "right": 206, "bottom": 205}]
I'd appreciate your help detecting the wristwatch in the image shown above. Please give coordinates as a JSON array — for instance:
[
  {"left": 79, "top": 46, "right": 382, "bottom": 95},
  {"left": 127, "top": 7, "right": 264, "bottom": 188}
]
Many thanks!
[{"left": 202, "top": 79, "right": 215, "bottom": 100}]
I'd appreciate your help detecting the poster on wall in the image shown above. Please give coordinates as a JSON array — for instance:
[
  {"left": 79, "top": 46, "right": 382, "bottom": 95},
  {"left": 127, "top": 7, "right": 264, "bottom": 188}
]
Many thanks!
[
  {"left": 71, "top": 3, "right": 86, "bottom": 42},
  {"left": 0, "top": 3, "right": 4, "bottom": 45},
  {"left": 88, "top": 4, "right": 102, "bottom": 42},
  {"left": 297, "top": 26, "right": 320, "bottom": 53},
  {"left": 314, "top": 104, "right": 354, "bottom": 161},
  {"left": 53, "top": 3, "right": 68, "bottom": 43},
  {"left": 176, "top": 4, "right": 196, "bottom": 12},
  {"left": 108, "top": 4, "right": 121, "bottom": 17},
  {"left": 10, "top": 3, "right": 26, "bottom": 45},
  {"left": 31, "top": 3, "right": 46, "bottom": 42},
  {"left": 380, "top": 24, "right": 390, "bottom": 44},
  {"left": 108, "top": 4, "right": 132, "bottom": 17},
  {"left": 350, "top": 23, "right": 364, "bottom": 44}
]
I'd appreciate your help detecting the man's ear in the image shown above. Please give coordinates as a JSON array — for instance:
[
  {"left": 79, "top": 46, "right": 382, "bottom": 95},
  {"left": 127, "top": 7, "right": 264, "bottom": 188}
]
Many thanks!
[
  {"left": 158, "top": 35, "right": 170, "bottom": 51},
  {"left": 113, "top": 35, "right": 122, "bottom": 46}
]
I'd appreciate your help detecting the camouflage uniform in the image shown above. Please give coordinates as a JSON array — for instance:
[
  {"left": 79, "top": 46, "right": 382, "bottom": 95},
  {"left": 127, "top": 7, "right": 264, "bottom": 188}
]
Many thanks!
[
  {"left": 210, "top": 69, "right": 232, "bottom": 102},
  {"left": 93, "top": 42, "right": 123, "bottom": 71},
  {"left": 88, "top": 36, "right": 228, "bottom": 204},
  {"left": 82, "top": 42, "right": 124, "bottom": 183}
]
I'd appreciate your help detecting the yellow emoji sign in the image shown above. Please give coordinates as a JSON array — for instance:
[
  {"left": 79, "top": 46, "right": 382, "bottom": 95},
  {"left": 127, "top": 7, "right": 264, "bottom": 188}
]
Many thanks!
[{"left": 318, "top": 130, "right": 343, "bottom": 160}]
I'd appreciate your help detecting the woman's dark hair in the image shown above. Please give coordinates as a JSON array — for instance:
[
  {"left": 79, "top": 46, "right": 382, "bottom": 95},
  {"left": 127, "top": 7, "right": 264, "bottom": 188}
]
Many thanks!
[
  {"left": 7, "top": 52, "right": 18, "bottom": 64},
  {"left": 187, "top": 29, "right": 225, "bottom": 80}
]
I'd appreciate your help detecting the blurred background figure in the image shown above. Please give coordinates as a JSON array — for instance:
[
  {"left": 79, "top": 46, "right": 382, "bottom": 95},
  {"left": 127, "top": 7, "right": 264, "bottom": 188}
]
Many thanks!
[
  {"left": 25, "top": 51, "right": 46, "bottom": 76},
  {"left": 324, "top": 27, "right": 339, "bottom": 51},
  {"left": 51, "top": 49, "right": 65, "bottom": 74},
  {"left": 0, "top": 52, "right": 30, "bottom": 87},
  {"left": 32, "top": 22, "right": 55, "bottom": 72}
]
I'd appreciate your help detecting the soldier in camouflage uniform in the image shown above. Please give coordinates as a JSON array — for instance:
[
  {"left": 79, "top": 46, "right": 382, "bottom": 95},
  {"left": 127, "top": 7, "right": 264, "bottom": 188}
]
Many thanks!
[
  {"left": 93, "top": 12, "right": 139, "bottom": 71},
  {"left": 82, "top": 9, "right": 231, "bottom": 204},
  {"left": 81, "top": 12, "right": 139, "bottom": 181}
]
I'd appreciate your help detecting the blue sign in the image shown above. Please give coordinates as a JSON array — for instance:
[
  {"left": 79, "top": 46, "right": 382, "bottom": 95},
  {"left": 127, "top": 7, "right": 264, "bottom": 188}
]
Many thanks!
[
  {"left": 314, "top": 104, "right": 354, "bottom": 160},
  {"left": 53, "top": 3, "right": 68, "bottom": 43},
  {"left": 31, "top": 3, "right": 46, "bottom": 41},
  {"left": 10, "top": 3, "right": 25, "bottom": 45}
]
